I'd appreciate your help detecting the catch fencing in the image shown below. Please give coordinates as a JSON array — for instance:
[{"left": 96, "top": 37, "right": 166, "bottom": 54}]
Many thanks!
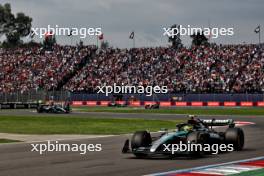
[{"left": 1, "top": 91, "right": 264, "bottom": 108}]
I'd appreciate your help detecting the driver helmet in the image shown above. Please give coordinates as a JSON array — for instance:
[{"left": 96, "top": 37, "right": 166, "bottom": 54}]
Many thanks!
[{"left": 183, "top": 125, "right": 193, "bottom": 132}]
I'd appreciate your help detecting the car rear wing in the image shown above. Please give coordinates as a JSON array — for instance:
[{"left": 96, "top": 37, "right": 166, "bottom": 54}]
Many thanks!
[{"left": 200, "top": 119, "right": 235, "bottom": 127}]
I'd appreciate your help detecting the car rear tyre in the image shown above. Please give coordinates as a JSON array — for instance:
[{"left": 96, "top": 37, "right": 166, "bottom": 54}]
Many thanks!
[
  {"left": 36, "top": 106, "right": 43, "bottom": 113},
  {"left": 225, "top": 128, "right": 244, "bottom": 151},
  {"left": 144, "top": 105, "right": 150, "bottom": 109},
  {"left": 187, "top": 131, "right": 207, "bottom": 157}
]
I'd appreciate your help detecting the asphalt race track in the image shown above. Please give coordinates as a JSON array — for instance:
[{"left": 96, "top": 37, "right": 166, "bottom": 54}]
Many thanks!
[{"left": 0, "top": 110, "right": 264, "bottom": 176}]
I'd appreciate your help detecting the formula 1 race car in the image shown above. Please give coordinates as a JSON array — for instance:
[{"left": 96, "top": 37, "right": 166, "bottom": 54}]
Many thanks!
[
  {"left": 145, "top": 103, "right": 160, "bottom": 109},
  {"left": 122, "top": 116, "right": 244, "bottom": 158},
  {"left": 37, "top": 103, "right": 70, "bottom": 113},
  {"left": 108, "top": 102, "right": 128, "bottom": 107}
]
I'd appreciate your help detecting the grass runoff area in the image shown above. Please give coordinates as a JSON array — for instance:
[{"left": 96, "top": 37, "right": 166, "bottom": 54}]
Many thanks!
[
  {"left": 0, "top": 107, "right": 262, "bottom": 135},
  {"left": 0, "top": 115, "right": 182, "bottom": 134},
  {"left": 231, "top": 168, "right": 264, "bottom": 176},
  {"left": 0, "top": 139, "right": 21, "bottom": 143},
  {"left": 75, "top": 106, "right": 264, "bottom": 116}
]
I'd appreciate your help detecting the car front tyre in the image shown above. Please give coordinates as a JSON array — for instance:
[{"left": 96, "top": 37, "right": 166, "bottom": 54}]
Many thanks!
[{"left": 131, "top": 131, "right": 151, "bottom": 157}]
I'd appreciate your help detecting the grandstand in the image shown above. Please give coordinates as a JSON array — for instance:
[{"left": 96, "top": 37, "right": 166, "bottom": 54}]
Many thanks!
[
  {"left": 0, "top": 43, "right": 263, "bottom": 108},
  {"left": 1, "top": 44, "right": 263, "bottom": 93},
  {"left": 64, "top": 44, "right": 264, "bottom": 94},
  {"left": 0, "top": 45, "right": 96, "bottom": 93}
]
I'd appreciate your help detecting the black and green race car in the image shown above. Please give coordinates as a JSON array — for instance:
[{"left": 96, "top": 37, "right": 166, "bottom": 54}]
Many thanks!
[
  {"left": 37, "top": 103, "right": 71, "bottom": 113},
  {"left": 122, "top": 116, "right": 244, "bottom": 158}
]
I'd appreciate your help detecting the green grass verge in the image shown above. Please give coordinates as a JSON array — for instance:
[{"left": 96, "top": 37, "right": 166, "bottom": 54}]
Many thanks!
[
  {"left": 75, "top": 107, "right": 264, "bottom": 116},
  {"left": 0, "top": 138, "right": 21, "bottom": 143},
  {"left": 0, "top": 115, "right": 182, "bottom": 134},
  {"left": 231, "top": 168, "right": 264, "bottom": 176}
]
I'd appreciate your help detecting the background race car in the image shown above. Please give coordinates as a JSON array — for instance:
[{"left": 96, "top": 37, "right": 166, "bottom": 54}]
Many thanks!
[{"left": 37, "top": 102, "right": 71, "bottom": 113}]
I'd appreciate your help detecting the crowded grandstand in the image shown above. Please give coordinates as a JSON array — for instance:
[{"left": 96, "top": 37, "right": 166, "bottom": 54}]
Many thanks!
[{"left": 1, "top": 44, "right": 263, "bottom": 94}]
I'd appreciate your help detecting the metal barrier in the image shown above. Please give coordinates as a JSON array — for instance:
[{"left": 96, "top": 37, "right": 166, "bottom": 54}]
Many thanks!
[
  {"left": 0, "top": 91, "right": 70, "bottom": 109},
  {"left": 0, "top": 90, "right": 44, "bottom": 103},
  {"left": 1, "top": 91, "right": 263, "bottom": 108},
  {"left": 70, "top": 93, "right": 264, "bottom": 102},
  {"left": 1, "top": 91, "right": 263, "bottom": 103}
]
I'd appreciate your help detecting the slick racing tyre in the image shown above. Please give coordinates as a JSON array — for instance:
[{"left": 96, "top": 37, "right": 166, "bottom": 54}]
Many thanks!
[
  {"left": 36, "top": 105, "right": 44, "bottom": 113},
  {"left": 144, "top": 105, "right": 151, "bottom": 109},
  {"left": 187, "top": 131, "right": 207, "bottom": 157},
  {"left": 131, "top": 131, "right": 151, "bottom": 157},
  {"left": 225, "top": 128, "right": 244, "bottom": 151},
  {"left": 36, "top": 107, "right": 43, "bottom": 113}
]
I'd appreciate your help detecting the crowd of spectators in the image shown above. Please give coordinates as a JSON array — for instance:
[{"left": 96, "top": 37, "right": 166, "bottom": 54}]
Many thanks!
[
  {"left": 0, "top": 45, "right": 95, "bottom": 93},
  {"left": 64, "top": 44, "right": 264, "bottom": 93},
  {"left": 0, "top": 43, "right": 263, "bottom": 94}
]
